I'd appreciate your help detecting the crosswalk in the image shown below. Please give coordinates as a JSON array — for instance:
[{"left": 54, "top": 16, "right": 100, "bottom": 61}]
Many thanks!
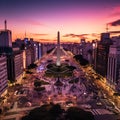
[{"left": 89, "top": 109, "right": 113, "bottom": 116}]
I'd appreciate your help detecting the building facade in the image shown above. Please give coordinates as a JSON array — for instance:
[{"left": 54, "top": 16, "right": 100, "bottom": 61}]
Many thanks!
[
  {"left": 95, "top": 33, "right": 112, "bottom": 77},
  {"left": 13, "top": 48, "right": 24, "bottom": 83},
  {"left": 0, "top": 56, "right": 8, "bottom": 97},
  {"left": 0, "top": 30, "right": 12, "bottom": 47},
  {"left": 7, "top": 48, "right": 24, "bottom": 83},
  {"left": 107, "top": 36, "right": 120, "bottom": 92}
]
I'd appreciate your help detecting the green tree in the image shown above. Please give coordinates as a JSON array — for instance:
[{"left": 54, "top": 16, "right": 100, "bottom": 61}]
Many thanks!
[
  {"left": 22, "top": 104, "right": 63, "bottom": 120},
  {"left": 34, "top": 81, "right": 41, "bottom": 87}
]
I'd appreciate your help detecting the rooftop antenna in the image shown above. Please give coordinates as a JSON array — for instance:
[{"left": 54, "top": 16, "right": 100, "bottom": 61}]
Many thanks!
[
  {"left": 4, "top": 20, "right": 7, "bottom": 30},
  {"left": 106, "top": 23, "right": 109, "bottom": 33}
]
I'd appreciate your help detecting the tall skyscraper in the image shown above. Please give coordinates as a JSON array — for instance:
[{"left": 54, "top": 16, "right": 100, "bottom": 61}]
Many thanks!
[
  {"left": 0, "top": 55, "right": 8, "bottom": 97},
  {"left": 107, "top": 36, "right": 120, "bottom": 92},
  {"left": 0, "top": 20, "right": 12, "bottom": 47},
  {"left": 95, "top": 33, "right": 113, "bottom": 77},
  {"left": 107, "top": 46, "right": 120, "bottom": 91}
]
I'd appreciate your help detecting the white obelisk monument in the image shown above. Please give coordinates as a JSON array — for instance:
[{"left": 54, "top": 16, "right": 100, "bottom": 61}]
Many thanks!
[{"left": 56, "top": 31, "right": 61, "bottom": 66}]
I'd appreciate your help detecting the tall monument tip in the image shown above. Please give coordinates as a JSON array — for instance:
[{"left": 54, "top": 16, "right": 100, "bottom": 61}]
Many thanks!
[
  {"left": 4, "top": 20, "right": 7, "bottom": 30},
  {"left": 56, "top": 30, "right": 61, "bottom": 66}
]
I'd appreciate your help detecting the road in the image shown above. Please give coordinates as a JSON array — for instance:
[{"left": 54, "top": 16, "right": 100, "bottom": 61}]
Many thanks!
[{"left": 1, "top": 52, "right": 120, "bottom": 120}]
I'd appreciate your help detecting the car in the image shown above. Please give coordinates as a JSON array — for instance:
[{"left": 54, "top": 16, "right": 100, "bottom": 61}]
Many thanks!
[
  {"left": 96, "top": 102, "right": 102, "bottom": 106},
  {"left": 105, "top": 105, "right": 114, "bottom": 110},
  {"left": 14, "top": 90, "right": 18, "bottom": 95},
  {"left": 66, "top": 103, "right": 74, "bottom": 108},
  {"left": 81, "top": 104, "right": 91, "bottom": 109},
  {"left": 25, "top": 102, "right": 32, "bottom": 107}
]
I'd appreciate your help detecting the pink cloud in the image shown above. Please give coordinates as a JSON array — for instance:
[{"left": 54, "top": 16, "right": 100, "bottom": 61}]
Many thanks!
[
  {"left": 37, "top": 39, "right": 56, "bottom": 43},
  {"left": 30, "top": 33, "right": 48, "bottom": 36},
  {"left": 109, "top": 30, "right": 120, "bottom": 34},
  {"left": 91, "top": 33, "right": 100, "bottom": 38},
  {"left": 21, "top": 19, "right": 45, "bottom": 26},
  {"left": 28, "top": 20, "right": 45, "bottom": 26},
  {"left": 108, "top": 19, "right": 120, "bottom": 26},
  {"left": 110, "top": 5, "right": 120, "bottom": 17},
  {"left": 63, "top": 33, "right": 100, "bottom": 40}
]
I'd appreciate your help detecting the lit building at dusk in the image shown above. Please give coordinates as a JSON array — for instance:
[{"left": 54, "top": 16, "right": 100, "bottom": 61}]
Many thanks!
[
  {"left": 95, "top": 33, "right": 113, "bottom": 77},
  {"left": 92, "top": 40, "right": 98, "bottom": 70},
  {"left": 13, "top": 48, "right": 23, "bottom": 83},
  {"left": 107, "top": 37, "right": 120, "bottom": 92},
  {"left": 0, "top": 55, "right": 8, "bottom": 97},
  {"left": 0, "top": 20, "right": 12, "bottom": 48}
]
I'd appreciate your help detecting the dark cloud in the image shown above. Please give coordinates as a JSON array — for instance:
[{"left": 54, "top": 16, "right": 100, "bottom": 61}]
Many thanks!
[
  {"left": 109, "top": 30, "right": 120, "bottom": 34},
  {"left": 63, "top": 33, "right": 88, "bottom": 39},
  {"left": 63, "top": 33, "right": 100, "bottom": 40},
  {"left": 38, "top": 39, "right": 56, "bottom": 43},
  {"left": 109, "top": 19, "right": 120, "bottom": 26}
]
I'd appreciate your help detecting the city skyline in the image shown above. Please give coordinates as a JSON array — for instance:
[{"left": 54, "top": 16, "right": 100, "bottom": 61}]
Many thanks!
[
  {"left": 0, "top": 14, "right": 120, "bottom": 119},
  {"left": 0, "top": 0, "right": 120, "bottom": 43}
]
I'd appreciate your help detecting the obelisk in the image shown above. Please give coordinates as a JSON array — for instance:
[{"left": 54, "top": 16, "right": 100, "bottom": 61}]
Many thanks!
[{"left": 56, "top": 31, "right": 61, "bottom": 66}]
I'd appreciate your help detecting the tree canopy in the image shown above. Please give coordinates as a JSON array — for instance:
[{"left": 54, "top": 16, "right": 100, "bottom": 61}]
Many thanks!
[
  {"left": 65, "top": 107, "right": 94, "bottom": 120},
  {"left": 22, "top": 104, "right": 95, "bottom": 120},
  {"left": 74, "top": 55, "right": 89, "bottom": 66},
  {"left": 22, "top": 104, "right": 63, "bottom": 120}
]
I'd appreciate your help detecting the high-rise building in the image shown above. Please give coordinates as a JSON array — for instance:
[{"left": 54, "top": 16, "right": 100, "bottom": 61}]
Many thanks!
[
  {"left": 107, "top": 46, "right": 120, "bottom": 91},
  {"left": 95, "top": 33, "right": 113, "bottom": 77},
  {"left": 107, "top": 36, "right": 120, "bottom": 92},
  {"left": 7, "top": 48, "right": 23, "bottom": 82},
  {"left": 38, "top": 43, "right": 42, "bottom": 59},
  {"left": 13, "top": 48, "right": 23, "bottom": 83},
  {"left": 0, "top": 30, "right": 12, "bottom": 47},
  {"left": 0, "top": 56, "right": 8, "bottom": 97},
  {"left": 0, "top": 20, "right": 12, "bottom": 47},
  {"left": 92, "top": 40, "right": 98, "bottom": 69},
  {"left": 100, "top": 33, "right": 110, "bottom": 42}
]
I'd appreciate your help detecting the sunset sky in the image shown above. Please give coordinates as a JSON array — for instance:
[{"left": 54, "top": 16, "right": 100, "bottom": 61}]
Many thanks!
[{"left": 0, "top": 0, "right": 120, "bottom": 43}]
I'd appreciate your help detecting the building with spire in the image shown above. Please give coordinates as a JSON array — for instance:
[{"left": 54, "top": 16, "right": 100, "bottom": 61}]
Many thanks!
[{"left": 0, "top": 20, "right": 12, "bottom": 47}]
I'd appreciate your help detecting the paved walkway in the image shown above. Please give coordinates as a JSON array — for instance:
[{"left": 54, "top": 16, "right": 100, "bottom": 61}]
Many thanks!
[{"left": 2, "top": 106, "right": 40, "bottom": 120}]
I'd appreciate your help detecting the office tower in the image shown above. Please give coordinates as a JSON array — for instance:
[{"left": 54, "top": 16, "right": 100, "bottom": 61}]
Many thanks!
[
  {"left": 107, "top": 37, "right": 120, "bottom": 92},
  {"left": 92, "top": 40, "right": 98, "bottom": 70},
  {"left": 0, "top": 56, "right": 8, "bottom": 97},
  {"left": 13, "top": 48, "right": 23, "bottom": 83},
  {"left": 107, "top": 46, "right": 120, "bottom": 91},
  {"left": 7, "top": 48, "right": 23, "bottom": 82},
  {"left": 0, "top": 20, "right": 12, "bottom": 47},
  {"left": 95, "top": 33, "right": 113, "bottom": 77},
  {"left": 100, "top": 33, "right": 110, "bottom": 42}
]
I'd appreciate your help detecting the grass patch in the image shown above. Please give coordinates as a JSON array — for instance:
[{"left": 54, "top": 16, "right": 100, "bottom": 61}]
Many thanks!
[{"left": 45, "top": 63, "right": 75, "bottom": 78}]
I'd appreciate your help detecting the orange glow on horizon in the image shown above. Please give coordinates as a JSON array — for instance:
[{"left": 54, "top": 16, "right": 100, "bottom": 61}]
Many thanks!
[{"left": 2, "top": 3, "right": 120, "bottom": 43}]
